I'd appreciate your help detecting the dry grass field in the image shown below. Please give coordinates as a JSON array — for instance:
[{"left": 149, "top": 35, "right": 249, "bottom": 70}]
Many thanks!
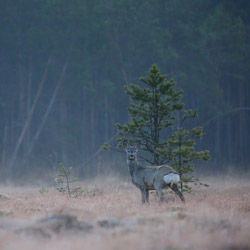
[{"left": 0, "top": 176, "right": 250, "bottom": 250}]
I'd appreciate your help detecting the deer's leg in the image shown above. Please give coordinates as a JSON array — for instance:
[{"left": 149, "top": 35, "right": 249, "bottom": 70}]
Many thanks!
[
  {"left": 170, "top": 184, "right": 185, "bottom": 202},
  {"left": 155, "top": 187, "right": 164, "bottom": 202},
  {"left": 145, "top": 189, "right": 149, "bottom": 203},
  {"left": 154, "top": 182, "right": 164, "bottom": 202},
  {"left": 140, "top": 188, "right": 148, "bottom": 204}
]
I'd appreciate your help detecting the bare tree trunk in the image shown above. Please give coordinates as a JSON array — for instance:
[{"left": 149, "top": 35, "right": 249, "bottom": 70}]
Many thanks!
[
  {"left": 79, "top": 88, "right": 87, "bottom": 176},
  {"left": 8, "top": 61, "right": 50, "bottom": 174},
  {"left": 25, "top": 61, "right": 33, "bottom": 154},
  {"left": 108, "top": 7, "right": 129, "bottom": 85},
  {"left": 60, "top": 93, "right": 67, "bottom": 164},
  {"left": 239, "top": 82, "right": 246, "bottom": 168},
  {"left": 226, "top": 85, "right": 232, "bottom": 165},
  {"left": 18, "top": 64, "right": 25, "bottom": 124},
  {"left": 20, "top": 64, "right": 67, "bottom": 171},
  {"left": 214, "top": 119, "right": 221, "bottom": 171},
  {"left": 104, "top": 95, "right": 109, "bottom": 141},
  {"left": 89, "top": 97, "right": 95, "bottom": 176},
  {"left": 1, "top": 123, "right": 8, "bottom": 169}
]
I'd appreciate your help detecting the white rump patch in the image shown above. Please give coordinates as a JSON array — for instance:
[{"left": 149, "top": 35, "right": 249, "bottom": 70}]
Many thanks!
[{"left": 163, "top": 173, "right": 180, "bottom": 184}]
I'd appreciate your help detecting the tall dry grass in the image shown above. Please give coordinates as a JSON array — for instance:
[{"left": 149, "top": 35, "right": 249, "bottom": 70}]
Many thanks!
[{"left": 0, "top": 177, "right": 250, "bottom": 250}]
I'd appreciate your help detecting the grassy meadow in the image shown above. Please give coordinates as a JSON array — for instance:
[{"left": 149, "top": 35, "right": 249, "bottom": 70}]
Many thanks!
[{"left": 0, "top": 176, "right": 250, "bottom": 250}]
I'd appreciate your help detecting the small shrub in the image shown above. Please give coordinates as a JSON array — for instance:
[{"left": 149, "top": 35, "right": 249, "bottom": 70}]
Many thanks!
[
  {"left": 55, "top": 163, "right": 83, "bottom": 198},
  {"left": 39, "top": 187, "right": 49, "bottom": 194}
]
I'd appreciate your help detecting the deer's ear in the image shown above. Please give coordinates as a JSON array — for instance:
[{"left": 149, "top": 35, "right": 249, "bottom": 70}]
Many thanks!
[{"left": 135, "top": 142, "right": 140, "bottom": 151}]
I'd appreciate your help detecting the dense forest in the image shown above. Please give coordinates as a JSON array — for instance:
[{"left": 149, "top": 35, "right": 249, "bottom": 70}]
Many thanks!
[{"left": 0, "top": 0, "right": 250, "bottom": 179}]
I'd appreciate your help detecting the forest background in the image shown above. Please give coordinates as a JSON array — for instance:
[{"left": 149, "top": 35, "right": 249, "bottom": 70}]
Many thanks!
[{"left": 0, "top": 0, "right": 249, "bottom": 179}]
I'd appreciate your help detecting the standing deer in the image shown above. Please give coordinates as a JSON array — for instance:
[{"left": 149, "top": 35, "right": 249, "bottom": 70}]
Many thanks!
[{"left": 125, "top": 145, "right": 185, "bottom": 203}]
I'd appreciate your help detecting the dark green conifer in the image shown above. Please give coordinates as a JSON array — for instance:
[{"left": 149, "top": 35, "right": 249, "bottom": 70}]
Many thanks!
[
  {"left": 157, "top": 109, "right": 210, "bottom": 193},
  {"left": 116, "top": 64, "right": 183, "bottom": 165},
  {"left": 103, "top": 65, "right": 210, "bottom": 192}
]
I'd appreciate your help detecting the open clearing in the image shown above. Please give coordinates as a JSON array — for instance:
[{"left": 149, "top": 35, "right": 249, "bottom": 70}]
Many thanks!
[{"left": 0, "top": 177, "right": 250, "bottom": 250}]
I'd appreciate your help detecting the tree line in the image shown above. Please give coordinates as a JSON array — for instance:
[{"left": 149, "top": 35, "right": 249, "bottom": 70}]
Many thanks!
[{"left": 0, "top": 0, "right": 250, "bottom": 178}]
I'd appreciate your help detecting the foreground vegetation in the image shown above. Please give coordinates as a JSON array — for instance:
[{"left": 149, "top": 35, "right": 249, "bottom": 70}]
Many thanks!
[{"left": 0, "top": 177, "right": 250, "bottom": 250}]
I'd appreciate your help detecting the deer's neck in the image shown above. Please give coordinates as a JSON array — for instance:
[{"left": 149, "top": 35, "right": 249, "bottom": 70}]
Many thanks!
[{"left": 127, "top": 159, "right": 138, "bottom": 177}]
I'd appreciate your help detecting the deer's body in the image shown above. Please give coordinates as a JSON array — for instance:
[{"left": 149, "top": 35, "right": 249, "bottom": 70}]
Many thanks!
[{"left": 126, "top": 145, "right": 185, "bottom": 203}]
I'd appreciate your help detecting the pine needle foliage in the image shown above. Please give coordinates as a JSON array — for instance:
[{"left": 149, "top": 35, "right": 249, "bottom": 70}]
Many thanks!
[
  {"left": 157, "top": 109, "right": 210, "bottom": 193},
  {"left": 55, "top": 163, "right": 83, "bottom": 198},
  {"left": 103, "top": 65, "right": 210, "bottom": 193},
  {"left": 109, "top": 64, "right": 183, "bottom": 165}
]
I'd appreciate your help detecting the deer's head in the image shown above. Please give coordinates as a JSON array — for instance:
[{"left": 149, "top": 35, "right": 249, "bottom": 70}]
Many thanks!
[{"left": 124, "top": 144, "right": 138, "bottom": 161}]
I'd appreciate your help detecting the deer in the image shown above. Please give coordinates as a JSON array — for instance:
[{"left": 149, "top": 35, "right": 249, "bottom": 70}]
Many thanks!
[{"left": 125, "top": 144, "right": 185, "bottom": 204}]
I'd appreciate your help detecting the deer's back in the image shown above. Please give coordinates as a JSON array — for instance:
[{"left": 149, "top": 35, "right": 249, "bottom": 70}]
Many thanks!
[
  {"left": 155, "top": 165, "right": 177, "bottom": 176},
  {"left": 131, "top": 164, "right": 177, "bottom": 190},
  {"left": 153, "top": 165, "right": 177, "bottom": 186}
]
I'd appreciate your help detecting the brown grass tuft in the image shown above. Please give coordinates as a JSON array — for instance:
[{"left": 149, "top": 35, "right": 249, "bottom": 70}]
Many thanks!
[{"left": 0, "top": 177, "right": 250, "bottom": 250}]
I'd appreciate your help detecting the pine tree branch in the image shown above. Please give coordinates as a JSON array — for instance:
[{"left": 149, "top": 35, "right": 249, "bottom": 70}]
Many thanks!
[
  {"left": 137, "top": 154, "right": 154, "bottom": 165},
  {"left": 160, "top": 159, "right": 171, "bottom": 165},
  {"left": 179, "top": 116, "right": 188, "bottom": 128}
]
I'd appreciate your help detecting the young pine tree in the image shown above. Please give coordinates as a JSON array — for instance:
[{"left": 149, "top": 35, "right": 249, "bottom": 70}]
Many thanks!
[
  {"left": 55, "top": 163, "right": 83, "bottom": 198},
  {"left": 157, "top": 110, "right": 210, "bottom": 193},
  {"left": 115, "top": 64, "right": 183, "bottom": 165},
  {"left": 103, "top": 65, "right": 210, "bottom": 192}
]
